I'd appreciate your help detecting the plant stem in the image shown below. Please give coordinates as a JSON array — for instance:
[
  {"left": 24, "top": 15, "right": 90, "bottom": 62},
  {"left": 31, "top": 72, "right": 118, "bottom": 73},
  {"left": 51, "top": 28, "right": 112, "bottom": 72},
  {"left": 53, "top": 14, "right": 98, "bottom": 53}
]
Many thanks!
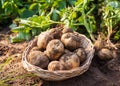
[
  {"left": 82, "top": 0, "right": 96, "bottom": 42},
  {"left": 106, "top": 17, "right": 117, "bottom": 49}
]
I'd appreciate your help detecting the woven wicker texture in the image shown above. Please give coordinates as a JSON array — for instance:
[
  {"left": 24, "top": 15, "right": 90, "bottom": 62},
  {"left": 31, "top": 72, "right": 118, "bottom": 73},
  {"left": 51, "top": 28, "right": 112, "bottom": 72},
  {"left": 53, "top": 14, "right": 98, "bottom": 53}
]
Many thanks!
[{"left": 22, "top": 32, "right": 95, "bottom": 81}]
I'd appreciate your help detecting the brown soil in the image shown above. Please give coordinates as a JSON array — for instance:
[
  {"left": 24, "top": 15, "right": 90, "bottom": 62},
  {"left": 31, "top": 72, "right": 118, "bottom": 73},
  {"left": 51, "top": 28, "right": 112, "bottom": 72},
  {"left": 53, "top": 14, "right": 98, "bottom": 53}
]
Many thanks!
[{"left": 0, "top": 28, "right": 120, "bottom": 86}]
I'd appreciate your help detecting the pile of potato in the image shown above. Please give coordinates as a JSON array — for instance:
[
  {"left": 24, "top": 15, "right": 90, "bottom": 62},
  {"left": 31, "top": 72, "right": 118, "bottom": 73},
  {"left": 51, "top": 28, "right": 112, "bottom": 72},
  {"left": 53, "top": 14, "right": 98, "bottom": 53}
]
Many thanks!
[{"left": 27, "top": 27, "right": 86, "bottom": 71}]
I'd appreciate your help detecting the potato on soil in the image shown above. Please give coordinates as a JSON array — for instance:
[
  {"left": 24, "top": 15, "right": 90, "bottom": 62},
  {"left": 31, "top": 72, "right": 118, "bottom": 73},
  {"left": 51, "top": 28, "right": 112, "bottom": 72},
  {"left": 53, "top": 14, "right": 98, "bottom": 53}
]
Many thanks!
[
  {"left": 61, "top": 33, "right": 80, "bottom": 51},
  {"left": 45, "top": 39, "right": 64, "bottom": 60},
  {"left": 94, "top": 36, "right": 105, "bottom": 51},
  {"left": 62, "top": 27, "right": 73, "bottom": 34},
  {"left": 37, "top": 31, "right": 53, "bottom": 50},
  {"left": 59, "top": 53, "right": 80, "bottom": 70},
  {"left": 48, "top": 61, "right": 65, "bottom": 71},
  {"left": 28, "top": 51, "right": 49, "bottom": 69},
  {"left": 98, "top": 48, "right": 113, "bottom": 60},
  {"left": 74, "top": 48, "right": 86, "bottom": 62}
]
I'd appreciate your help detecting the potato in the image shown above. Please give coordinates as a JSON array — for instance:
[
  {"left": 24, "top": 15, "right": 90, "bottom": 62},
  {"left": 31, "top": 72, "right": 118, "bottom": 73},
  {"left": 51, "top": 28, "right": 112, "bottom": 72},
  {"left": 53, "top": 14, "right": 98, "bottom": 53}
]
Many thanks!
[
  {"left": 48, "top": 61, "right": 65, "bottom": 71},
  {"left": 61, "top": 33, "right": 80, "bottom": 51},
  {"left": 37, "top": 31, "right": 53, "bottom": 50},
  {"left": 45, "top": 39, "right": 64, "bottom": 60},
  {"left": 28, "top": 51, "right": 49, "bottom": 69},
  {"left": 94, "top": 38, "right": 105, "bottom": 51},
  {"left": 31, "top": 47, "right": 40, "bottom": 52},
  {"left": 59, "top": 53, "right": 80, "bottom": 70},
  {"left": 98, "top": 48, "right": 113, "bottom": 60},
  {"left": 49, "top": 28, "right": 62, "bottom": 39},
  {"left": 62, "top": 27, "right": 73, "bottom": 34},
  {"left": 74, "top": 48, "right": 86, "bottom": 62},
  {"left": 64, "top": 49, "right": 72, "bottom": 54}
]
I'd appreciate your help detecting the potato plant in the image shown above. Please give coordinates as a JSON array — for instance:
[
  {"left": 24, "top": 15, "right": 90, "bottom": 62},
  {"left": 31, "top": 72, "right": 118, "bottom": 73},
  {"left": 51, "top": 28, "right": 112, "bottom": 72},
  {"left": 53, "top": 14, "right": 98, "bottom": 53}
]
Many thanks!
[
  {"left": 0, "top": 0, "right": 120, "bottom": 44},
  {"left": 8, "top": 0, "right": 97, "bottom": 43}
]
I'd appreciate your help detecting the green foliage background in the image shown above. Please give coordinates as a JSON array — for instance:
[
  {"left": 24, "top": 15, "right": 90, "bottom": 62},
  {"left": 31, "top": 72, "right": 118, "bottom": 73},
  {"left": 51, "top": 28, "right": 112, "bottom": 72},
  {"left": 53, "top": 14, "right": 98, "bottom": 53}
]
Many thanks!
[{"left": 0, "top": 0, "right": 120, "bottom": 42}]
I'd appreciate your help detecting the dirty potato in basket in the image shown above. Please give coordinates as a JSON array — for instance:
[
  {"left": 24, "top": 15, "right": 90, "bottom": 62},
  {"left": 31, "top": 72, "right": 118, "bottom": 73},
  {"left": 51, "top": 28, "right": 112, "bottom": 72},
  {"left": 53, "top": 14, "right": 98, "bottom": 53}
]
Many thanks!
[
  {"left": 49, "top": 28, "right": 62, "bottom": 39},
  {"left": 64, "top": 49, "right": 72, "bottom": 54},
  {"left": 45, "top": 39, "right": 64, "bottom": 60},
  {"left": 62, "top": 27, "right": 73, "bottom": 34},
  {"left": 30, "top": 47, "right": 40, "bottom": 52},
  {"left": 59, "top": 53, "right": 80, "bottom": 70},
  {"left": 74, "top": 48, "right": 86, "bottom": 62},
  {"left": 37, "top": 31, "right": 53, "bottom": 50},
  {"left": 61, "top": 33, "right": 80, "bottom": 51},
  {"left": 28, "top": 51, "right": 49, "bottom": 69},
  {"left": 48, "top": 61, "right": 65, "bottom": 71}
]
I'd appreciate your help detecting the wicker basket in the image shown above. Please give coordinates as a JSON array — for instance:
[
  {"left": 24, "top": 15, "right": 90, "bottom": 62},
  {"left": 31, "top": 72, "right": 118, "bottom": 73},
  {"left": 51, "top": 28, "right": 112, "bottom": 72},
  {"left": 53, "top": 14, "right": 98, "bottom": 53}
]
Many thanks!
[{"left": 22, "top": 32, "right": 95, "bottom": 81}]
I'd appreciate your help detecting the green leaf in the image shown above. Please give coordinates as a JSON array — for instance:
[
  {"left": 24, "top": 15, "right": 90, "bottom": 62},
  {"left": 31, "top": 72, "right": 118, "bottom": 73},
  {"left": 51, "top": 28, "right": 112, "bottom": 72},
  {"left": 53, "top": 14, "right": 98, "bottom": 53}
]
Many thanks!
[
  {"left": 51, "top": 10, "right": 60, "bottom": 21},
  {"left": 67, "top": 0, "right": 76, "bottom": 6},
  {"left": 2, "top": 2, "right": 13, "bottom": 15},
  {"left": 1, "top": 0, "right": 5, "bottom": 5},
  {"left": 19, "top": 9, "right": 34, "bottom": 18},
  {"left": 10, "top": 31, "right": 32, "bottom": 43},
  {"left": 17, "top": 31, "right": 26, "bottom": 39},
  {"left": 10, "top": 36, "right": 25, "bottom": 43},
  {"left": 28, "top": 15, "right": 41, "bottom": 23},
  {"left": 25, "top": 32, "right": 32, "bottom": 41},
  {"left": 32, "top": 28, "right": 38, "bottom": 36},
  {"left": 10, "top": 32, "right": 25, "bottom": 43},
  {"left": 58, "top": 1, "right": 66, "bottom": 10},
  {"left": 78, "top": 15, "right": 84, "bottom": 23},
  {"left": 2, "top": 2, "right": 8, "bottom": 8},
  {"left": 9, "top": 23, "right": 17, "bottom": 29},
  {"left": 29, "top": 3, "right": 39, "bottom": 14},
  {"left": 14, "top": 0, "right": 23, "bottom": 6},
  {"left": 114, "top": 30, "right": 120, "bottom": 41},
  {"left": 107, "top": 1, "right": 120, "bottom": 9},
  {"left": 11, "top": 26, "right": 25, "bottom": 33},
  {"left": 4, "top": 2, "right": 13, "bottom": 15},
  {"left": 71, "top": 12, "right": 77, "bottom": 19}
]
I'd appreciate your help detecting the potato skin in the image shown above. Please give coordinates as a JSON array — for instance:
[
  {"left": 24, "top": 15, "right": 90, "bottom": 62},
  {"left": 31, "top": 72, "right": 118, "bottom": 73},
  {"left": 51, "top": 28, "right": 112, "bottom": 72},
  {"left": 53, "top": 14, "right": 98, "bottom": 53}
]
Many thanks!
[
  {"left": 49, "top": 28, "right": 62, "bottom": 39},
  {"left": 64, "top": 49, "right": 72, "bottom": 54},
  {"left": 28, "top": 51, "right": 49, "bottom": 69},
  {"left": 48, "top": 61, "right": 65, "bottom": 71},
  {"left": 45, "top": 39, "right": 64, "bottom": 60},
  {"left": 98, "top": 48, "right": 113, "bottom": 60},
  {"left": 31, "top": 47, "right": 40, "bottom": 52},
  {"left": 62, "top": 27, "right": 73, "bottom": 34},
  {"left": 74, "top": 48, "right": 86, "bottom": 62},
  {"left": 59, "top": 53, "right": 80, "bottom": 70},
  {"left": 61, "top": 33, "right": 80, "bottom": 51},
  {"left": 37, "top": 31, "right": 53, "bottom": 50}
]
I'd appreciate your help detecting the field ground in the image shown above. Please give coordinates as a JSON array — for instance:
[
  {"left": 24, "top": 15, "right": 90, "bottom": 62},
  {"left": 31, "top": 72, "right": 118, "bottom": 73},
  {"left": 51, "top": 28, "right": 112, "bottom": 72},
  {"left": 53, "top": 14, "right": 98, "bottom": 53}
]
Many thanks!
[{"left": 0, "top": 28, "right": 120, "bottom": 86}]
